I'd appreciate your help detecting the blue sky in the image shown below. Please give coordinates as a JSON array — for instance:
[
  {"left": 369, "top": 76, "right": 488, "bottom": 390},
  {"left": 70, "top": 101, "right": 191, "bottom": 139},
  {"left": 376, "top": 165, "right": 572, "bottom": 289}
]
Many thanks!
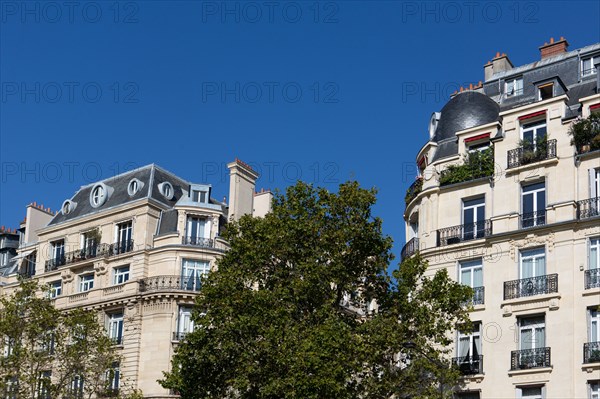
[{"left": 1, "top": 0, "right": 599, "bottom": 260}]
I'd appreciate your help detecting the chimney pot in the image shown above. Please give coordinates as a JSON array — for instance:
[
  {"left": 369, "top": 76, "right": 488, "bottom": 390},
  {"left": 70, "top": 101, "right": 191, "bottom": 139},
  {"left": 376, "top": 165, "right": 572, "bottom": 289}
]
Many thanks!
[{"left": 539, "top": 36, "right": 568, "bottom": 59}]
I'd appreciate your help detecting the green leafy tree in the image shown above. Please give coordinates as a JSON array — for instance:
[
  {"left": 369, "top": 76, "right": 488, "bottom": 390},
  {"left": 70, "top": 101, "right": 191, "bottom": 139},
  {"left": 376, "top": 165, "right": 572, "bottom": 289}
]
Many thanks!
[
  {"left": 160, "top": 181, "right": 472, "bottom": 399},
  {"left": 0, "top": 279, "right": 121, "bottom": 399}
]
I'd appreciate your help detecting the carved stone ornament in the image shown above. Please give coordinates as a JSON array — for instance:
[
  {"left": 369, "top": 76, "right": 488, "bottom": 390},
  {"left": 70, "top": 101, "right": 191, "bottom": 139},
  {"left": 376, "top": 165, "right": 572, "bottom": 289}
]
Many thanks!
[{"left": 509, "top": 233, "right": 555, "bottom": 261}]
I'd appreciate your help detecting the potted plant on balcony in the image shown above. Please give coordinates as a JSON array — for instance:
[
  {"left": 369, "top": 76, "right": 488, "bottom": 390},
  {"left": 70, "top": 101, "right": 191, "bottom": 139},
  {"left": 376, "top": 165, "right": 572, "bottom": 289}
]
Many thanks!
[
  {"left": 589, "top": 349, "right": 600, "bottom": 363},
  {"left": 519, "top": 136, "right": 548, "bottom": 164},
  {"left": 568, "top": 113, "right": 600, "bottom": 154}
]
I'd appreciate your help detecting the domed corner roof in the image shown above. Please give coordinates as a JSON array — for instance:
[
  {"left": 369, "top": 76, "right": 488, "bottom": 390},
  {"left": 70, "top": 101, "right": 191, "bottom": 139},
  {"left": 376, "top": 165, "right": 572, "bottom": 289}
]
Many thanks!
[{"left": 433, "top": 91, "right": 500, "bottom": 143}]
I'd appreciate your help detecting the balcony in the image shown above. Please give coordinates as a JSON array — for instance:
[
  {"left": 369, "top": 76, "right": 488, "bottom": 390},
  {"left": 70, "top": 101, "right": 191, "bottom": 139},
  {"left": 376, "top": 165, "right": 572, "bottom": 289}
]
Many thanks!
[
  {"left": 519, "top": 210, "right": 546, "bottom": 229},
  {"left": 510, "top": 347, "right": 551, "bottom": 370},
  {"left": 404, "top": 178, "right": 423, "bottom": 206},
  {"left": 139, "top": 275, "right": 201, "bottom": 293},
  {"left": 452, "top": 355, "right": 483, "bottom": 375},
  {"left": 472, "top": 286, "right": 484, "bottom": 305},
  {"left": 401, "top": 237, "right": 419, "bottom": 261},
  {"left": 584, "top": 342, "right": 600, "bottom": 363},
  {"left": 585, "top": 269, "right": 600, "bottom": 290},
  {"left": 577, "top": 197, "right": 599, "bottom": 220},
  {"left": 173, "top": 331, "right": 190, "bottom": 341},
  {"left": 182, "top": 236, "right": 229, "bottom": 252},
  {"left": 503, "top": 274, "right": 558, "bottom": 300},
  {"left": 44, "top": 241, "right": 134, "bottom": 272},
  {"left": 507, "top": 139, "right": 557, "bottom": 169},
  {"left": 436, "top": 220, "right": 492, "bottom": 247}
]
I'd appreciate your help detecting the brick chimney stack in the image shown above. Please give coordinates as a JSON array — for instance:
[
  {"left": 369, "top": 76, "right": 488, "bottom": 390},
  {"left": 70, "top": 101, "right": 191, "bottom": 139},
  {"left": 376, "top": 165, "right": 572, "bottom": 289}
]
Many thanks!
[{"left": 539, "top": 37, "right": 569, "bottom": 59}]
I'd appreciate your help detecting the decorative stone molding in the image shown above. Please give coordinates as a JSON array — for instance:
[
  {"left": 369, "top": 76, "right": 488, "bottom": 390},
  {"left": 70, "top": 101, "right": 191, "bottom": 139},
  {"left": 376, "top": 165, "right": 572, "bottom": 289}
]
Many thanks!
[
  {"left": 94, "top": 261, "right": 108, "bottom": 276},
  {"left": 509, "top": 233, "right": 555, "bottom": 261},
  {"left": 501, "top": 293, "right": 561, "bottom": 315},
  {"left": 61, "top": 269, "right": 74, "bottom": 283}
]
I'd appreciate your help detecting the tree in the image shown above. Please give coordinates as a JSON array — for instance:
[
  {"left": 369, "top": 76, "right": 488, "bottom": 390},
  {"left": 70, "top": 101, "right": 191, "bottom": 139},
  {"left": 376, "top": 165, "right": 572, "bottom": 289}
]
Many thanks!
[
  {"left": 0, "top": 279, "right": 120, "bottom": 399},
  {"left": 160, "top": 181, "right": 472, "bottom": 399}
]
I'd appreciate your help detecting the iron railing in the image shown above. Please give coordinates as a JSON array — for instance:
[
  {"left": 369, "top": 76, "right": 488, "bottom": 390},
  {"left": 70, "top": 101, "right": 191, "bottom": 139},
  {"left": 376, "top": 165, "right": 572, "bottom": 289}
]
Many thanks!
[
  {"left": 139, "top": 275, "right": 202, "bottom": 293},
  {"left": 577, "top": 197, "right": 600, "bottom": 219},
  {"left": 452, "top": 355, "right": 483, "bottom": 375},
  {"left": 405, "top": 178, "right": 423, "bottom": 206},
  {"left": 173, "top": 331, "right": 190, "bottom": 341},
  {"left": 507, "top": 139, "right": 557, "bottom": 169},
  {"left": 584, "top": 342, "right": 600, "bottom": 363},
  {"left": 519, "top": 210, "right": 546, "bottom": 229},
  {"left": 44, "top": 241, "right": 133, "bottom": 271},
  {"left": 182, "top": 237, "right": 214, "bottom": 247},
  {"left": 503, "top": 274, "right": 558, "bottom": 300},
  {"left": 584, "top": 269, "right": 600, "bottom": 290},
  {"left": 437, "top": 220, "right": 492, "bottom": 246},
  {"left": 510, "top": 347, "right": 551, "bottom": 370},
  {"left": 472, "top": 286, "right": 485, "bottom": 305},
  {"left": 401, "top": 237, "right": 419, "bottom": 260}
]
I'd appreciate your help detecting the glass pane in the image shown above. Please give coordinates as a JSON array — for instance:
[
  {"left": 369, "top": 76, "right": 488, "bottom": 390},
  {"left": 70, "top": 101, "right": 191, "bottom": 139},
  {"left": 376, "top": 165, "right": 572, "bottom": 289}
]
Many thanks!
[
  {"left": 463, "top": 207, "right": 474, "bottom": 225},
  {"left": 523, "top": 193, "right": 534, "bottom": 214},
  {"left": 521, "top": 329, "right": 533, "bottom": 350},
  {"left": 535, "top": 255, "right": 546, "bottom": 276},
  {"left": 591, "top": 244, "right": 599, "bottom": 269},
  {"left": 461, "top": 269, "right": 471, "bottom": 286},
  {"left": 535, "top": 327, "right": 545, "bottom": 348},
  {"left": 536, "top": 190, "right": 546, "bottom": 211},
  {"left": 521, "top": 258, "right": 534, "bottom": 278},
  {"left": 473, "top": 268, "right": 483, "bottom": 287}
]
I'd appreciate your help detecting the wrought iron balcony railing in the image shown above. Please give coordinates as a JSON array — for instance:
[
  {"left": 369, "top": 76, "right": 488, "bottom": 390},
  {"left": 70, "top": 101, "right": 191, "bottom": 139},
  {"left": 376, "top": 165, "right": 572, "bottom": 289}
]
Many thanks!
[
  {"left": 503, "top": 273, "right": 558, "bottom": 300},
  {"left": 452, "top": 355, "right": 483, "bottom": 375},
  {"left": 472, "top": 286, "right": 485, "bottom": 305},
  {"left": 437, "top": 220, "right": 492, "bottom": 246},
  {"left": 401, "top": 237, "right": 419, "bottom": 261},
  {"left": 173, "top": 331, "right": 191, "bottom": 341},
  {"left": 182, "top": 236, "right": 214, "bottom": 247},
  {"left": 139, "top": 275, "right": 202, "bottom": 293},
  {"left": 577, "top": 197, "right": 600, "bottom": 219},
  {"left": 507, "top": 139, "right": 557, "bottom": 169},
  {"left": 584, "top": 342, "right": 600, "bottom": 363},
  {"left": 510, "top": 347, "right": 551, "bottom": 370},
  {"left": 405, "top": 178, "right": 423, "bottom": 206},
  {"left": 519, "top": 210, "right": 546, "bottom": 229},
  {"left": 585, "top": 269, "right": 600, "bottom": 290},
  {"left": 44, "top": 241, "right": 133, "bottom": 272}
]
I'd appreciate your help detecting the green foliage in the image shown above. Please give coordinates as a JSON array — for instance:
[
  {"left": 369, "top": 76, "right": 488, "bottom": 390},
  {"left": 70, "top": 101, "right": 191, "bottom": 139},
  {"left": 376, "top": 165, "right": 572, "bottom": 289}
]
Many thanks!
[
  {"left": 568, "top": 113, "right": 600, "bottom": 153},
  {"left": 439, "top": 147, "right": 495, "bottom": 186},
  {"left": 0, "top": 279, "right": 120, "bottom": 399},
  {"left": 404, "top": 178, "right": 423, "bottom": 206},
  {"left": 518, "top": 135, "right": 549, "bottom": 164},
  {"left": 160, "top": 181, "right": 473, "bottom": 399}
]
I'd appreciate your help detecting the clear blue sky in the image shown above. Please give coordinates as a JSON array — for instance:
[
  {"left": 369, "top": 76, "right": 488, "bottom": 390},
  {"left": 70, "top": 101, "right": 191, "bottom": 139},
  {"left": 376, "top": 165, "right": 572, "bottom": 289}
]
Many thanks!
[{"left": 1, "top": 0, "right": 599, "bottom": 260}]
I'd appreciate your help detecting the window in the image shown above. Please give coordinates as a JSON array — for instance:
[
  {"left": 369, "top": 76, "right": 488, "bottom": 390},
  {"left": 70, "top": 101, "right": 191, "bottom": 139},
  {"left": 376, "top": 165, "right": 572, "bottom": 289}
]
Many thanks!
[
  {"left": 459, "top": 259, "right": 483, "bottom": 304},
  {"left": 589, "top": 238, "right": 600, "bottom": 289},
  {"left": 590, "top": 381, "right": 600, "bottom": 399},
  {"left": 70, "top": 375, "right": 84, "bottom": 399},
  {"left": 106, "top": 363, "right": 120, "bottom": 394},
  {"left": 23, "top": 253, "right": 36, "bottom": 277},
  {"left": 4, "top": 376, "right": 17, "bottom": 399},
  {"left": 177, "top": 306, "right": 195, "bottom": 339},
  {"left": 467, "top": 141, "right": 490, "bottom": 153},
  {"left": 79, "top": 274, "right": 94, "bottom": 292},
  {"left": 521, "top": 182, "right": 546, "bottom": 228},
  {"left": 456, "top": 322, "right": 482, "bottom": 374},
  {"left": 182, "top": 259, "right": 210, "bottom": 291},
  {"left": 49, "top": 280, "right": 62, "bottom": 298},
  {"left": 0, "top": 252, "right": 6, "bottom": 267},
  {"left": 591, "top": 169, "right": 600, "bottom": 217},
  {"left": 518, "top": 316, "right": 546, "bottom": 368},
  {"left": 538, "top": 83, "right": 553, "bottom": 100},
  {"left": 37, "top": 371, "right": 51, "bottom": 399},
  {"left": 159, "top": 182, "right": 174, "bottom": 199},
  {"left": 114, "top": 221, "right": 133, "bottom": 254},
  {"left": 506, "top": 77, "right": 523, "bottom": 96},
  {"left": 127, "top": 178, "right": 143, "bottom": 196},
  {"left": 519, "top": 386, "right": 543, "bottom": 399},
  {"left": 51, "top": 240, "right": 65, "bottom": 265},
  {"left": 90, "top": 184, "right": 107, "bottom": 208},
  {"left": 192, "top": 190, "right": 207, "bottom": 203},
  {"left": 113, "top": 265, "right": 130, "bottom": 285},
  {"left": 107, "top": 312, "right": 123, "bottom": 345},
  {"left": 522, "top": 120, "right": 547, "bottom": 150},
  {"left": 82, "top": 230, "right": 99, "bottom": 257},
  {"left": 186, "top": 216, "right": 210, "bottom": 245},
  {"left": 582, "top": 56, "right": 597, "bottom": 77},
  {"left": 61, "top": 200, "right": 75, "bottom": 215},
  {"left": 462, "top": 197, "right": 485, "bottom": 240},
  {"left": 518, "top": 248, "right": 547, "bottom": 296}
]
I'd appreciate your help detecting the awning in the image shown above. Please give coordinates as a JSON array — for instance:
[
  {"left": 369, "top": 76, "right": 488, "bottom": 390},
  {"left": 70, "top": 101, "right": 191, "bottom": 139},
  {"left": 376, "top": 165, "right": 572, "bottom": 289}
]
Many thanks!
[{"left": 10, "top": 249, "right": 35, "bottom": 262}]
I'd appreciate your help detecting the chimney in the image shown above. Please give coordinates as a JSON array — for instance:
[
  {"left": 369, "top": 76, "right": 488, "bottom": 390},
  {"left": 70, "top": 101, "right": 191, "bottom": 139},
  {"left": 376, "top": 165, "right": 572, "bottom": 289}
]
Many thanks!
[
  {"left": 227, "top": 159, "right": 259, "bottom": 221},
  {"left": 539, "top": 37, "right": 568, "bottom": 60}
]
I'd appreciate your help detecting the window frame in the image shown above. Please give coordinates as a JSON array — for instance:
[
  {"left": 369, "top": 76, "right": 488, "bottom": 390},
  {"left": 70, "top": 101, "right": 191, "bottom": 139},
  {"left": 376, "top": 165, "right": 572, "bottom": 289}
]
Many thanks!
[
  {"left": 582, "top": 56, "right": 597, "bottom": 77},
  {"left": 79, "top": 273, "right": 94, "bottom": 292},
  {"left": 505, "top": 77, "right": 524, "bottom": 96},
  {"left": 49, "top": 280, "right": 62, "bottom": 298},
  {"left": 518, "top": 315, "right": 546, "bottom": 351},
  {"left": 113, "top": 265, "right": 130, "bottom": 285},
  {"left": 521, "top": 181, "right": 546, "bottom": 227},
  {"left": 107, "top": 312, "right": 124, "bottom": 345}
]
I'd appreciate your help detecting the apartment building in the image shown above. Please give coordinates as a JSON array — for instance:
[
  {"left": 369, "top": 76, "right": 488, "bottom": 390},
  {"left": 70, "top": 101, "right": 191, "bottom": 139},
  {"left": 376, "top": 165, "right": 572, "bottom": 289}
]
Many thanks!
[
  {"left": 402, "top": 38, "right": 600, "bottom": 399},
  {"left": 0, "top": 160, "right": 272, "bottom": 398}
]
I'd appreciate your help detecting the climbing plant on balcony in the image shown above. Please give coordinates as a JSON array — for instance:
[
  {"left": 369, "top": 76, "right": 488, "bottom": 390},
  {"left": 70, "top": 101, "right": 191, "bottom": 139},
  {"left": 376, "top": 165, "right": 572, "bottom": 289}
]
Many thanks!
[
  {"left": 439, "top": 147, "right": 495, "bottom": 186},
  {"left": 404, "top": 177, "right": 423, "bottom": 206},
  {"left": 568, "top": 113, "right": 600, "bottom": 153}
]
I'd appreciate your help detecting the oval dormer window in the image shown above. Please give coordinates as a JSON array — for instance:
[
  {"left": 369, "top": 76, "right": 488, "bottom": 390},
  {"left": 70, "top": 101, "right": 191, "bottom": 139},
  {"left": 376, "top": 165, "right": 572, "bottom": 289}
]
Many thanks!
[
  {"left": 90, "top": 184, "right": 108, "bottom": 208},
  {"left": 127, "top": 178, "right": 144, "bottom": 197},
  {"left": 159, "top": 182, "right": 174, "bottom": 200},
  {"left": 61, "top": 200, "right": 76, "bottom": 215}
]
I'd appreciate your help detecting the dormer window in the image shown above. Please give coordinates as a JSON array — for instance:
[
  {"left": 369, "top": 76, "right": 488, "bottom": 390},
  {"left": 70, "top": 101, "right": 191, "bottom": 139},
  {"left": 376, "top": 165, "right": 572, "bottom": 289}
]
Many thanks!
[
  {"left": 158, "top": 182, "right": 174, "bottom": 200},
  {"left": 127, "top": 178, "right": 144, "bottom": 196},
  {"left": 61, "top": 200, "right": 76, "bottom": 215},
  {"left": 537, "top": 83, "right": 553, "bottom": 101},
  {"left": 582, "top": 56, "right": 597, "bottom": 77},
  {"left": 505, "top": 77, "right": 523, "bottom": 96},
  {"left": 192, "top": 190, "right": 207, "bottom": 203},
  {"left": 90, "top": 183, "right": 111, "bottom": 208}
]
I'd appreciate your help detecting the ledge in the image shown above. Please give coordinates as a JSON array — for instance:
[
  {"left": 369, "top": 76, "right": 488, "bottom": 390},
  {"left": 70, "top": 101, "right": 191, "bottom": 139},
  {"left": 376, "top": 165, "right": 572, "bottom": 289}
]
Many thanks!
[
  {"left": 583, "top": 289, "right": 600, "bottom": 297},
  {"left": 501, "top": 292, "right": 561, "bottom": 316},
  {"left": 575, "top": 148, "right": 600, "bottom": 161},
  {"left": 508, "top": 366, "right": 552, "bottom": 377},
  {"left": 461, "top": 373, "right": 484, "bottom": 383},
  {"left": 504, "top": 157, "right": 559, "bottom": 176},
  {"left": 582, "top": 362, "right": 600, "bottom": 373}
]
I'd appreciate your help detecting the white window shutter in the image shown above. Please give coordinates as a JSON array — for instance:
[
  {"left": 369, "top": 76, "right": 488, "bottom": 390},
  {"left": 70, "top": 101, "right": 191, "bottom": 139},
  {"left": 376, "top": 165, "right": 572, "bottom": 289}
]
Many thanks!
[{"left": 591, "top": 168, "right": 598, "bottom": 198}]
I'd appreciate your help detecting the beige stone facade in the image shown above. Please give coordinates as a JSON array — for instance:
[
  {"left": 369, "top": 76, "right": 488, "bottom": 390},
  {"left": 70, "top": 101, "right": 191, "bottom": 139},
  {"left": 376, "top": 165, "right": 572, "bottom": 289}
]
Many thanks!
[
  {"left": 0, "top": 160, "right": 271, "bottom": 398},
  {"left": 403, "top": 40, "right": 600, "bottom": 399}
]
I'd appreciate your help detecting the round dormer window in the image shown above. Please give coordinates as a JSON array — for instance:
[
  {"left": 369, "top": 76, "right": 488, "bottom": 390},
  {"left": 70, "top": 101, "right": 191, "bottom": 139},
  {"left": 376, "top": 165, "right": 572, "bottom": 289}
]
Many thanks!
[
  {"left": 127, "top": 178, "right": 144, "bottom": 196},
  {"left": 159, "top": 182, "right": 174, "bottom": 200},
  {"left": 61, "top": 200, "right": 76, "bottom": 215},
  {"left": 90, "top": 183, "right": 108, "bottom": 208}
]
